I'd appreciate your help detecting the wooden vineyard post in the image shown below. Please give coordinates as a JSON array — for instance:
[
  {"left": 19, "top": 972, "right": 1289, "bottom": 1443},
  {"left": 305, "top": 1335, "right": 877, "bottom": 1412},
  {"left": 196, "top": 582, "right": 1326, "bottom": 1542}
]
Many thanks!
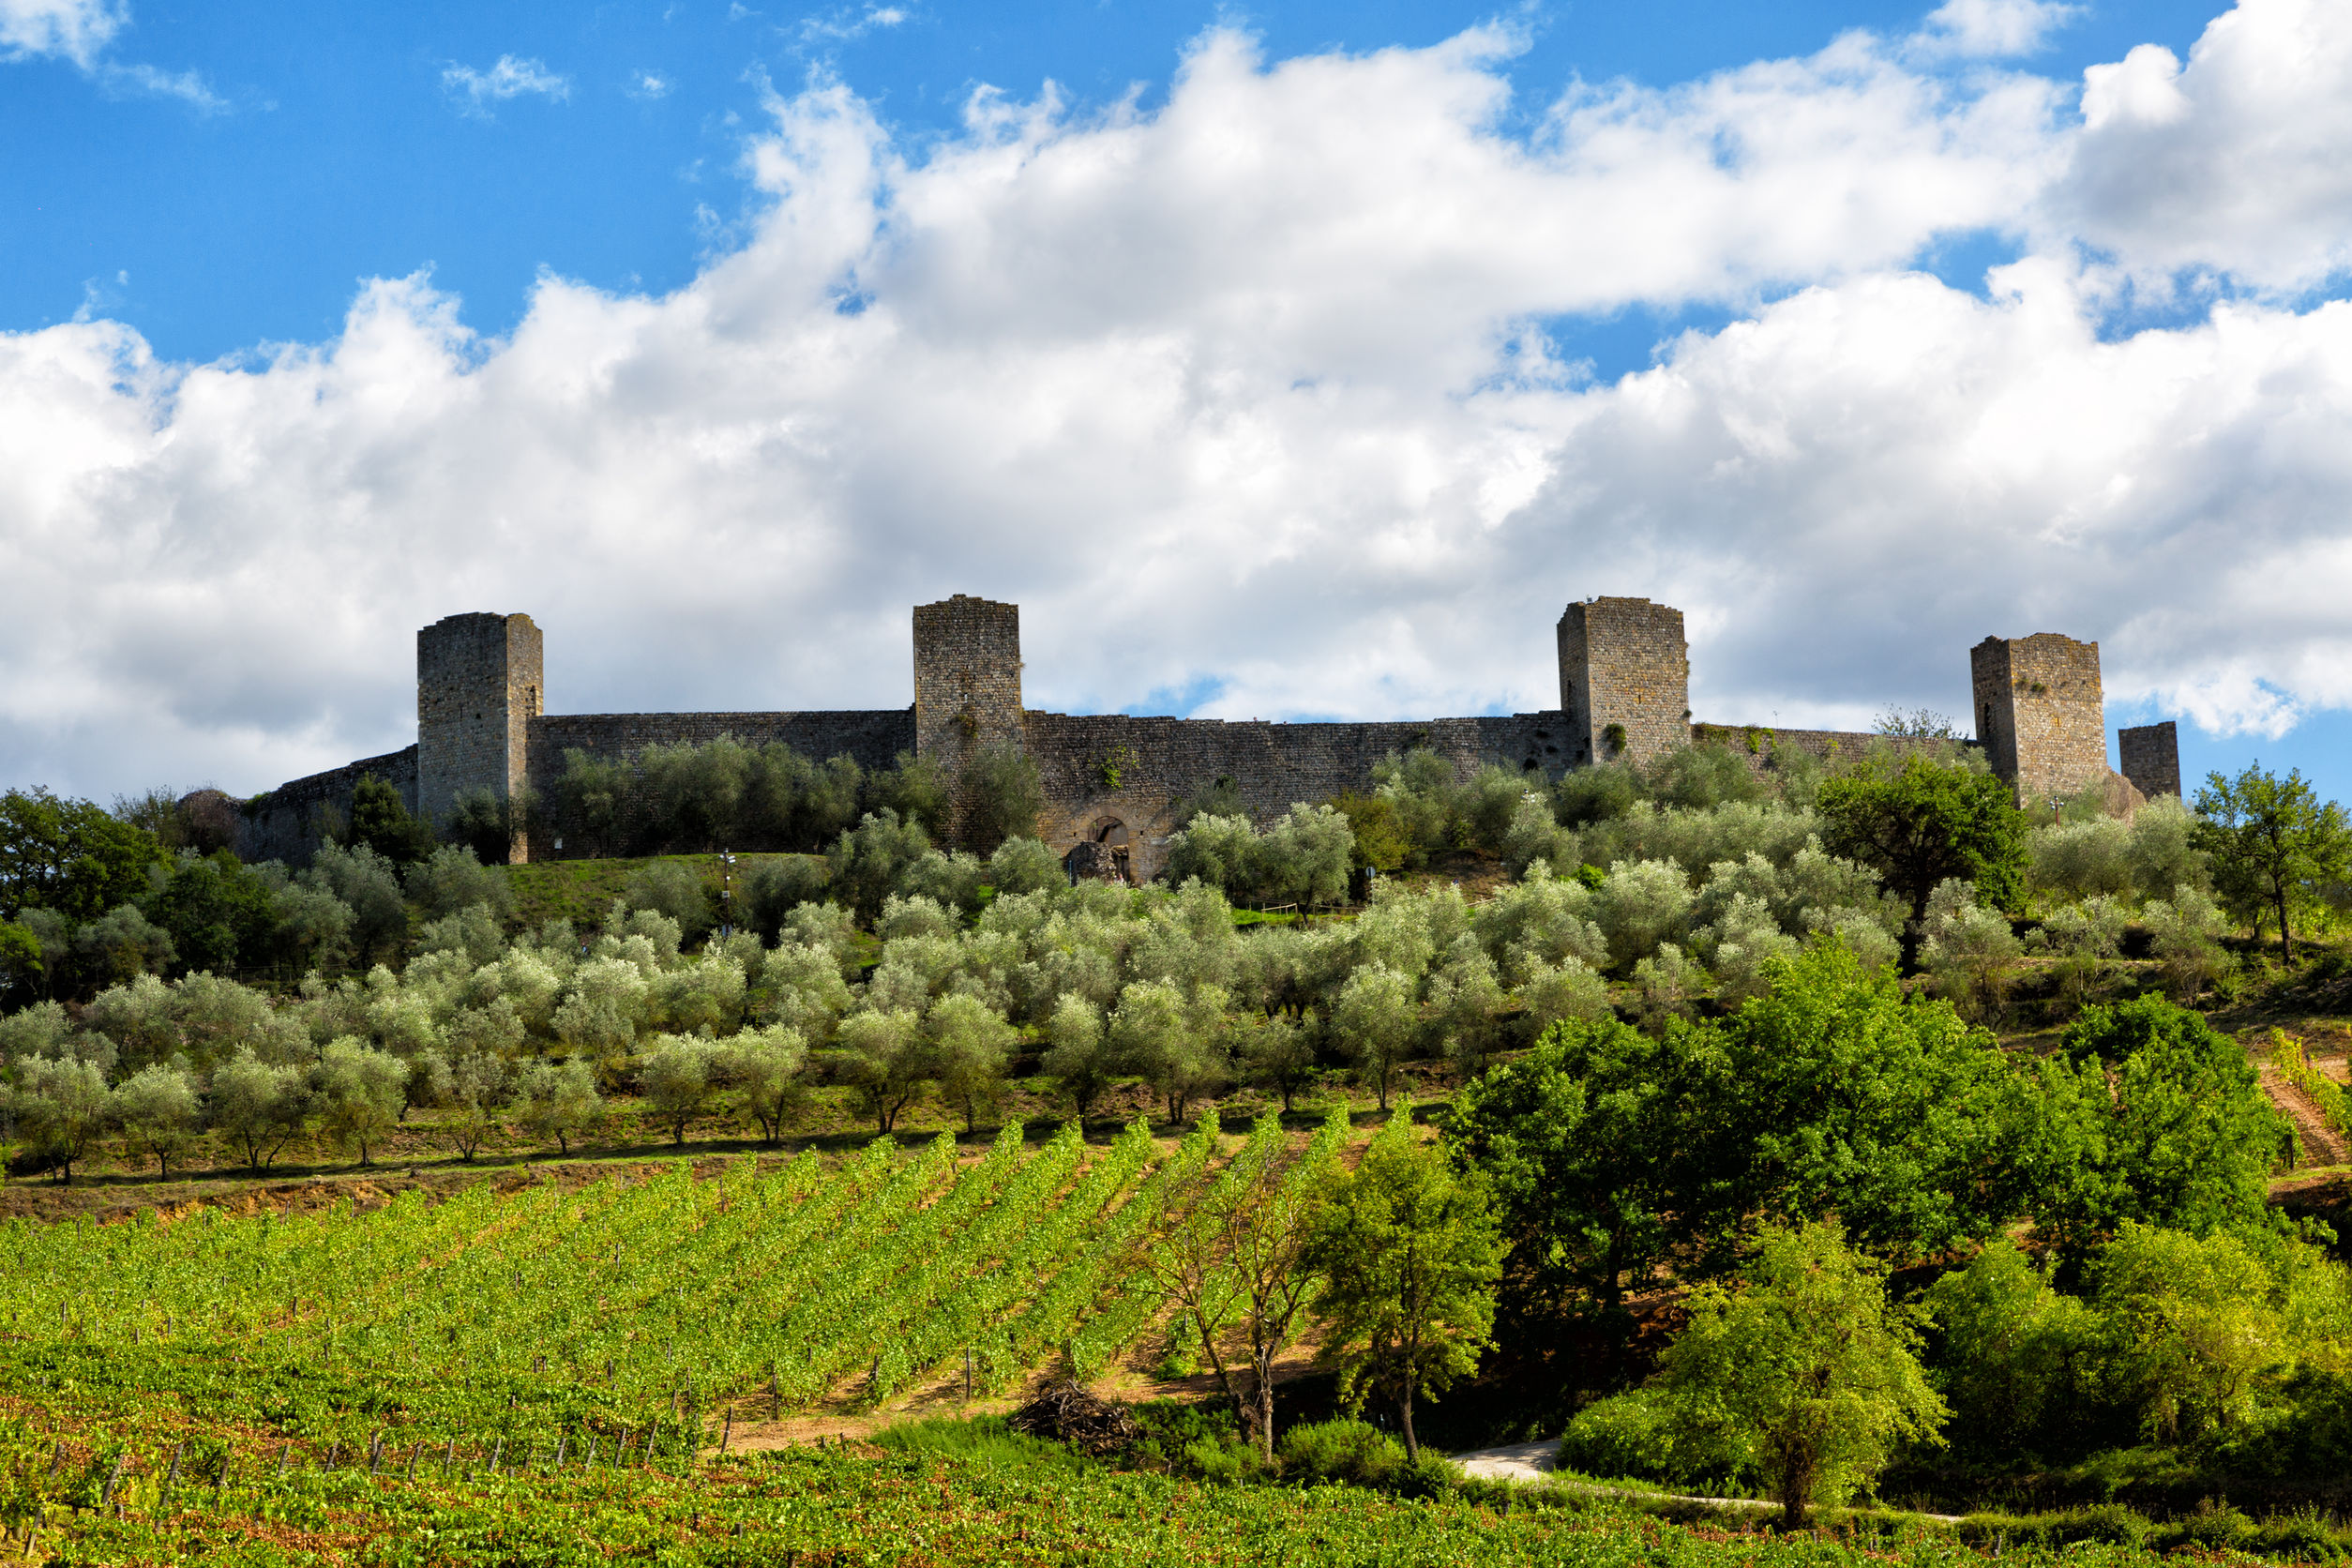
[
  {"left": 965, "top": 1349, "right": 972, "bottom": 1406},
  {"left": 719, "top": 1410, "right": 731, "bottom": 1454},
  {"left": 773, "top": 1373, "right": 781, "bottom": 1421},
  {"left": 405, "top": 1443, "right": 421, "bottom": 1484}
]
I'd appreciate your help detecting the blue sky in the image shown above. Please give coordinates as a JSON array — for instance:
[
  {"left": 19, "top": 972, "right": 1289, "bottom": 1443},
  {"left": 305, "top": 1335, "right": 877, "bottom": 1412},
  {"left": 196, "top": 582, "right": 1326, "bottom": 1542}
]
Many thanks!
[
  {"left": 3, "top": 0, "right": 2350, "bottom": 806},
  {"left": 6, "top": 0, "right": 2226, "bottom": 364}
]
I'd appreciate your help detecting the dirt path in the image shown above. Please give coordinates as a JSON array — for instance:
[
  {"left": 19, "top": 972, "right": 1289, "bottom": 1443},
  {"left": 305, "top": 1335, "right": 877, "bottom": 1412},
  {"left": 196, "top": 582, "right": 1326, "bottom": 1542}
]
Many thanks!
[
  {"left": 2256, "top": 1052, "right": 2351, "bottom": 1168},
  {"left": 1448, "top": 1439, "right": 1964, "bottom": 1523}
]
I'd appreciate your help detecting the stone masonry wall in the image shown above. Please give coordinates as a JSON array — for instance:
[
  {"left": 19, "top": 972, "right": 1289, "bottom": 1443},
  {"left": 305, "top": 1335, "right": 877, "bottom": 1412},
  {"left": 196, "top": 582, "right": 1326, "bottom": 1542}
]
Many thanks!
[
  {"left": 1972, "top": 633, "right": 2109, "bottom": 803},
  {"left": 1559, "top": 598, "right": 1689, "bottom": 768},
  {"left": 1024, "top": 710, "right": 1570, "bottom": 881},
  {"left": 523, "top": 709, "right": 917, "bottom": 859},
  {"left": 234, "top": 745, "right": 418, "bottom": 866},
  {"left": 1688, "top": 723, "right": 1983, "bottom": 768},
  {"left": 417, "top": 612, "right": 542, "bottom": 845},
  {"left": 2119, "top": 721, "right": 2182, "bottom": 799}
]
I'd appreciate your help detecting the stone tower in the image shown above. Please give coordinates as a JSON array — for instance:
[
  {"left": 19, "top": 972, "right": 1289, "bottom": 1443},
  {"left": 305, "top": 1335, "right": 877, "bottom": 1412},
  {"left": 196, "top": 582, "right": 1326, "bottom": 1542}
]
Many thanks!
[
  {"left": 1557, "top": 597, "right": 1690, "bottom": 768},
  {"left": 2119, "top": 721, "right": 2182, "bottom": 800},
  {"left": 912, "top": 595, "right": 1024, "bottom": 845},
  {"left": 417, "top": 611, "right": 543, "bottom": 854},
  {"left": 1969, "top": 632, "right": 2107, "bottom": 804}
]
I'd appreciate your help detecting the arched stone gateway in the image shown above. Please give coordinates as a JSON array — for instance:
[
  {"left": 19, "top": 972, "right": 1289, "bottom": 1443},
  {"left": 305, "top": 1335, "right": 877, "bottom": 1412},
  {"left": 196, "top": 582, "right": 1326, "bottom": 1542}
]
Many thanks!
[{"left": 1065, "top": 817, "right": 1133, "bottom": 883}]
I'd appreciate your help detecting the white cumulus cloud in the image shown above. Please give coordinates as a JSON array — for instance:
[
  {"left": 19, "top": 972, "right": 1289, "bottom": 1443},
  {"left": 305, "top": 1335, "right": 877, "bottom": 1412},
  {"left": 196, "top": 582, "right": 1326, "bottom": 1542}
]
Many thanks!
[
  {"left": 3, "top": 7, "right": 2352, "bottom": 800},
  {"left": 443, "top": 54, "right": 572, "bottom": 116},
  {"left": 1911, "top": 0, "right": 2079, "bottom": 59},
  {"left": 2055, "top": 0, "right": 2352, "bottom": 293},
  {"left": 0, "top": 0, "right": 120, "bottom": 66}
]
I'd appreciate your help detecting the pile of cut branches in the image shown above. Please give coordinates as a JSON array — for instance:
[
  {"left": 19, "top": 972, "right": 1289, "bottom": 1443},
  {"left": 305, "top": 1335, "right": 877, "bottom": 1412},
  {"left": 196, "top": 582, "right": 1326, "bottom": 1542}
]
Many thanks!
[{"left": 1009, "top": 1380, "right": 1139, "bottom": 1456}]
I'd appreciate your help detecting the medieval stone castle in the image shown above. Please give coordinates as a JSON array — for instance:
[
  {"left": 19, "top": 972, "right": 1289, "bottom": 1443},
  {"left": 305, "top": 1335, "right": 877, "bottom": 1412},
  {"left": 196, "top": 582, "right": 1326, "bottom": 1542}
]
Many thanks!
[{"left": 238, "top": 596, "right": 2182, "bottom": 880}]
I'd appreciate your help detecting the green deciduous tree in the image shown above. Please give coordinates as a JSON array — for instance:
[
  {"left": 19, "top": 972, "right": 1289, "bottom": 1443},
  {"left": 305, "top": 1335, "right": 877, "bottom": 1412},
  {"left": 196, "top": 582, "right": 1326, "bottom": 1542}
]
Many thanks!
[
  {"left": 140, "top": 851, "right": 283, "bottom": 976},
  {"left": 2194, "top": 761, "right": 2352, "bottom": 962},
  {"left": 1817, "top": 756, "right": 2028, "bottom": 970},
  {"left": 2088, "top": 1223, "right": 2286, "bottom": 1441},
  {"left": 1922, "top": 1240, "right": 2101, "bottom": 1458},
  {"left": 347, "top": 774, "right": 438, "bottom": 867},
  {"left": 2018, "top": 996, "right": 2291, "bottom": 1259},
  {"left": 1652, "top": 1220, "right": 1946, "bottom": 1529},
  {"left": 1306, "top": 1115, "right": 1501, "bottom": 1461},
  {"left": 1139, "top": 1109, "right": 1343, "bottom": 1462},
  {"left": 961, "top": 743, "right": 1046, "bottom": 854},
  {"left": 0, "top": 786, "right": 168, "bottom": 922}
]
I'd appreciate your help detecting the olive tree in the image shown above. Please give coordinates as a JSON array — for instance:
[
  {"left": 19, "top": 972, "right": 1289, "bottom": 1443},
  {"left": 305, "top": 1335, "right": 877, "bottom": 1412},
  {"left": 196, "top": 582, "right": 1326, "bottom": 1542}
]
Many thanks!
[
  {"left": 6, "top": 1056, "right": 112, "bottom": 1183},
  {"left": 317, "top": 1037, "right": 408, "bottom": 1167},
  {"left": 517, "top": 1057, "right": 605, "bottom": 1155},
  {"left": 113, "top": 1062, "right": 204, "bottom": 1178},
  {"left": 210, "top": 1049, "right": 312, "bottom": 1172}
]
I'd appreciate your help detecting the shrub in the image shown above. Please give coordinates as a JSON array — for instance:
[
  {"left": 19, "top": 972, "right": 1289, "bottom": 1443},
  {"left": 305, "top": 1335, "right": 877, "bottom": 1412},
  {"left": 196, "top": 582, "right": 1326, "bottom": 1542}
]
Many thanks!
[
  {"left": 744, "top": 856, "right": 829, "bottom": 942},
  {"left": 624, "top": 859, "right": 716, "bottom": 942},
  {"left": 1275, "top": 1419, "right": 1407, "bottom": 1486}
]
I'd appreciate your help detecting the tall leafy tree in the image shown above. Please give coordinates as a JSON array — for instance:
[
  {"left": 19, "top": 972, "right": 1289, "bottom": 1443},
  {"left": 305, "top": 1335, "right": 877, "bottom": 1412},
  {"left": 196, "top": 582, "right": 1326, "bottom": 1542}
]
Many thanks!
[
  {"left": 1817, "top": 756, "right": 2028, "bottom": 970},
  {"left": 1652, "top": 1220, "right": 1946, "bottom": 1529},
  {"left": 346, "top": 775, "right": 437, "bottom": 867},
  {"left": 2194, "top": 761, "right": 2351, "bottom": 961},
  {"left": 1138, "top": 1109, "right": 1341, "bottom": 1462},
  {"left": 141, "top": 852, "right": 283, "bottom": 975},
  {"left": 961, "top": 743, "right": 1046, "bottom": 854},
  {"left": 2016, "top": 996, "right": 2292, "bottom": 1261},
  {"left": 1306, "top": 1115, "right": 1502, "bottom": 1461},
  {"left": 0, "top": 787, "right": 168, "bottom": 922}
]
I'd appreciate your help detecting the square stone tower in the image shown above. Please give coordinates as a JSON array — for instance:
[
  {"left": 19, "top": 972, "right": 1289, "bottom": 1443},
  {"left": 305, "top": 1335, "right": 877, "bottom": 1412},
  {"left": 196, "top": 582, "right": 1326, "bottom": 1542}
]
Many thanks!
[
  {"left": 912, "top": 595, "right": 1024, "bottom": 844},
  {"left": 1969, "top": 632, "right": 2107, "bottom": 804},
  {"left": 417, "top": 612, "right": 543, "bottom": 844},
  {"left": 2119, "top": 721, "right": 2181, "bottom": 799},
  {"left": 1558, "top": 597, "right": 1690, "bottom": 768}
]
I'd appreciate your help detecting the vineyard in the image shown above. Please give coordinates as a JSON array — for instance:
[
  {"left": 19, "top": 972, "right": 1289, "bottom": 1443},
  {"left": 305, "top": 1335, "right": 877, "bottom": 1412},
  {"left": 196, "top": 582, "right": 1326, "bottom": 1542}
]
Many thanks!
[{"left": 0, "top": 1114, "right": 1354, "bottom": 1457}]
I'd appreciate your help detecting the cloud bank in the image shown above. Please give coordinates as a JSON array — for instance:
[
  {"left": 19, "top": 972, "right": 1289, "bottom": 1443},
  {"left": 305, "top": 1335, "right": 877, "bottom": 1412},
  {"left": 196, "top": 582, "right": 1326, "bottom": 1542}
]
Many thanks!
[{"left": 4, "top": 0, "right": 2352, "bottom": 799}]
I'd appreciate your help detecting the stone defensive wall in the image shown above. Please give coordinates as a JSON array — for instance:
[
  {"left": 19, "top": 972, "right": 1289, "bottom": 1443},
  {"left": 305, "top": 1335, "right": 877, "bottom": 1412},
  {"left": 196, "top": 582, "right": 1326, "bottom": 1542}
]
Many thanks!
[
  {"left": 1688, "top": 722, "right": 1985, "bottom": 766},
  {"left": 525, "top": 710, "right": 916, "bottom": 785},
  {"left": 232, "top": 592, "right": 2183, "bottom": 873},
  {"left": 1025, "top": 710, "right": 1572, "bottom": 876},
  {"left": 237, "top": 745, "right": 419, "bottom": 866}
]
